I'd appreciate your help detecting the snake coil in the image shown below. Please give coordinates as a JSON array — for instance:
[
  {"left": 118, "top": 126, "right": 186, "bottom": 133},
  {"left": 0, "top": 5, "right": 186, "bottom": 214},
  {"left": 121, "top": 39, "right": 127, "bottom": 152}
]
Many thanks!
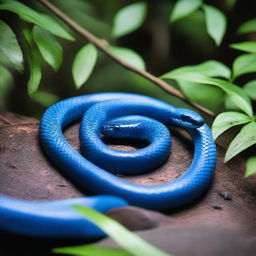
[{"left": 0, "top": 93, "right": 216, "bottom": 238}]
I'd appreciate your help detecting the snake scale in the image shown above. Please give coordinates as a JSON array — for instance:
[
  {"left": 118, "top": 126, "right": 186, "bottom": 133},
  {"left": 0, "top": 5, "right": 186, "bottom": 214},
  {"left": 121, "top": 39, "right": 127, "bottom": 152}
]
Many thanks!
[{"left": 0, "top": 92, "right": 216, "bottom": 238}]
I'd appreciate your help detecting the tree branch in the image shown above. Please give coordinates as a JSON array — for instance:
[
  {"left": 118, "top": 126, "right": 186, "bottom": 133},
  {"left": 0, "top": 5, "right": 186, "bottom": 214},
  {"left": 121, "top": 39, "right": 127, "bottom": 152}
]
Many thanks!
[{"left": 38, "top": 0, "right": 214, "bottom": 117}]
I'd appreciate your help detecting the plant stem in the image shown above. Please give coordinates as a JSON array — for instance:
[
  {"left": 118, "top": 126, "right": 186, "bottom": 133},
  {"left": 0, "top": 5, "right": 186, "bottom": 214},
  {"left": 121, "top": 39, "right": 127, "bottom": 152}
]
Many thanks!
[{"left": 38, "top": 0, "right": 214, "bottom": 117}]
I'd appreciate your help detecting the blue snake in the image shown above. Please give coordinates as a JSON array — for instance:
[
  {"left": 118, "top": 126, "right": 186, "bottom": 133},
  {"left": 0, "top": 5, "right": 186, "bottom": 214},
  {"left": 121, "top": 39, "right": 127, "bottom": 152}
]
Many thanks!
[{"left": 0, "top": 92, "right": 216, "bottom": 239}]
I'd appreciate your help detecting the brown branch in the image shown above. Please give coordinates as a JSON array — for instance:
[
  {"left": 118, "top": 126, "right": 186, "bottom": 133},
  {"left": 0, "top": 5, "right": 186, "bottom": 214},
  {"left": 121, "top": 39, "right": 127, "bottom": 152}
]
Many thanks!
[{"left": 38, "top": 0, "right": 214, "bottom": 117}]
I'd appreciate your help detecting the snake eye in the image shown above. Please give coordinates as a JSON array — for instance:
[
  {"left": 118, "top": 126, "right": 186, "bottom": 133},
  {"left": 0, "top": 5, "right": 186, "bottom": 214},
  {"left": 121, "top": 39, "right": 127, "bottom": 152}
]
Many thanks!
[
  {"left": 178, "top": 109, "right": 205, "bottom": 128},
  {"left": 180, "top": 114, "right": 204, "bottom": 127}
]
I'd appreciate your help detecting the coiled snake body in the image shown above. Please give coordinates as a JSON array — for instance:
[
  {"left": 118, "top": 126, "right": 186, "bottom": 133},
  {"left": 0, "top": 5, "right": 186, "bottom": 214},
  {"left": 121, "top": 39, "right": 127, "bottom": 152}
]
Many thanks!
[{"left": 0, "top": 93, "right": 216, "bottom": 238}]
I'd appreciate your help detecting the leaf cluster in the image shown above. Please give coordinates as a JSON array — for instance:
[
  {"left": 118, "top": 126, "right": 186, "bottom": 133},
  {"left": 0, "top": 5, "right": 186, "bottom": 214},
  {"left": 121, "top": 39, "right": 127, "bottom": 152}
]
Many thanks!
[
  {"left": 0, "top": 0, "right": 146, "bottom": 104},
  {"left": 163, "top": 1, "right": 256, "bottom": 176}
]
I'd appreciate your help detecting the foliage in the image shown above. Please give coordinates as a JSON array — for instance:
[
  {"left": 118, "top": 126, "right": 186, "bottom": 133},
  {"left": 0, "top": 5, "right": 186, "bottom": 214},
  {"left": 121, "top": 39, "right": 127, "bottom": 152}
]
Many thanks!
[
  {"left": 0, "top": 0, "right": 74, "bottom": 40},
  {"left": 161, "top": 51, "right": 256, "bottom": 172},
  {"left": 53, "top": 206, "right": 172, "bottom": 256},
  {"left": 161, "top": 68, "right": 252, "bottom": 117},
  {"left": 0, "top": 0, "right": 256, "bottom": 178},
  {"left": 245, "top": 156, "right": 256, "bottom": 177},
  {"left": 224, "top": 122, "right": 256, "bottom": 162},
  {"left": 170, "top": 0, "right": 227, "bottom": 45},
  {"left": 238, "top": 18, "right": 256, "bottom": 34},
  {"left": 170, "top": 0, "right": 202, "bottom": 23},
  {"left": 211, "top": 112, "right": 251, "bottom": 140},
  {"left": 22, "top": 28, "right": 41, "bottom": 95},
  {"left": 72, "top": 44, "right": 97, "bottom": 88},
  {"left": 0, "top": 19, "right": 23, "bottom": 71},
  {"left": 112, "top": 2, "right": 147, "bottom": 38},
  {"left": 33, "top": 25, "right": 63, "bottom": 71},
  {"left": 110, "top": 46, "right": 145, "bottom": 70},
  {"left": 230, "top": 42, "right": 256, "bottom": 54}
]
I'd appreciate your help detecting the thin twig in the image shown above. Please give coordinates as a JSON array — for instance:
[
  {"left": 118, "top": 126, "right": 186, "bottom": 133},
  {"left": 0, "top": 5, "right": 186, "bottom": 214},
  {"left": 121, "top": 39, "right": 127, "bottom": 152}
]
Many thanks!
[{"left": 39, "top": 0, "right": 214, "bottom": 117}]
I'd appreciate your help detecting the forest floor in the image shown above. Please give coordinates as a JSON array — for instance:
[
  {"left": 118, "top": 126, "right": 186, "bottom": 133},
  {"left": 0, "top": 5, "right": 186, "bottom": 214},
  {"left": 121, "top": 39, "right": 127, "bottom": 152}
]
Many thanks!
[{"left": 0, "top": 112, "right": 255, "bottom": 256}]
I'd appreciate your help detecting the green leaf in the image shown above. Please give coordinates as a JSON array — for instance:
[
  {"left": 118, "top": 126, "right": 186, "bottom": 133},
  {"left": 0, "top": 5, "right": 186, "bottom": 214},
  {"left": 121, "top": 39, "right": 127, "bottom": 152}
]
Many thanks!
[
  {"left": 0, "top": 65, "right": 13, "bottom": 109},
  {"left": 161, "top": 72, "right": 253, "bottom": 117},
  {"left": 244, "top": 80, "right": 256, "bottom": 100},
  {"left": 245, "top": 156, "right": 256, "bottom": 177},
  {"left": 232, "top": 54, "right": 256, "bottom": 79},
  {"left": 51, "top": 0, "right": 111, "bottom": 38},
  {"left": 170, "top": 0, "right": 202, "bottom": 23},
  {"left": 0, "top": 65, "right": 13, "bottom": 91},
  {"left": 230, "top": 42, "right": 256, "bottom": 54},
  {"left": 0, "top": 0, "right": 74, "bottom": 41},
  {"left": 162, "top": 60, "right": 231, "bottom": 79},
  {"left": 72, "top": 206, "right": 171, "bottom": 256},
  {"left": 72, "top": 44, "right": 97, "bottom": 89},
  {"left": 203, "top": 4, "right": 227, "bottom": 46},
  {"left": 212, "top": 112, "right": 251, "bottom": 140},
  {"left": 238, "top": 18, "right": 256, "bottom": 34},
  {"left": 112, "top": 2, "right": 147, "bottom": 38},
  {"left": 225, "top": 0, "right": 237, "bottom": 9},
  {"left": 23, "top": 29, "right": 41, "bottom": 96},
  {"left": 33, "top": 26, "right": 62, "bottom": 71},
  {"left": 53, "top": 244, "right": 132, "bottom": 256},
  {"left": 32, "top": 90, "right": 60, "bottom": 107},
  {"left": 178, "top": 81, "right": 224, "bottom": 112},
  {"left": 207, "top": 79, "right": 253, "bottom": 117},
  {"left": 224, "top": 95, "right": 241, "bottom": 111},
  {"left": 225, "top": 122, "right": 256, "bottom": 162},
  {"left": 0, "top": 19, "right": 23, "bottom": 71},
  {"left": 110, "top": 46, "right": 145, "bottom": 70}
]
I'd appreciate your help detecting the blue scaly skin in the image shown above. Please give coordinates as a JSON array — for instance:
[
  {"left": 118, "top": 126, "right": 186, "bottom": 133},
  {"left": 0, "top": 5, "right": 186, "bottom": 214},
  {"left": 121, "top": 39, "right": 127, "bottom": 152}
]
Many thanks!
[{"left": 0, "top": 92, "right": 216, "bottom": 238}]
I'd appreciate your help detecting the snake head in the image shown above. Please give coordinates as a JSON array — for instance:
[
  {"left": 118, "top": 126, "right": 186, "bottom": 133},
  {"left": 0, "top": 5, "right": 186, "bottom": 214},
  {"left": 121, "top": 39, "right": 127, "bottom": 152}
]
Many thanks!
[
  {"left": 177, "top": 109, "right": 205, "bottom": 128},
  {"left": 101, "top": 123, "right": 122, "bottom": 137}
]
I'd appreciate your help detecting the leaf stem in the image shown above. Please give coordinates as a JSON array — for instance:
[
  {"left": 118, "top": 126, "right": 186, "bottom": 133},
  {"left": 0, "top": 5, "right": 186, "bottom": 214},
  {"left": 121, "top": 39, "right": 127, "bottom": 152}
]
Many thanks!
[{"left": 38, "top": 0, "right": 214, "bottom": 117}]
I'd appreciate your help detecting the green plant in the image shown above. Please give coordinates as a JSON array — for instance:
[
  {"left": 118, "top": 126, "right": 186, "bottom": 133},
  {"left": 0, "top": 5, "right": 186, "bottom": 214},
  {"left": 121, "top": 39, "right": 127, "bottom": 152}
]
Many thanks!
[
  {"left": 170, "top": 0, "right": 227, "bottom": 46},
  {"left": 53, "top": 206, "right": 172, "bottom": 256},
  {"left": 162, "top": 1, "right": 256, "bottom": 176},
  {"left": 0, "top": 2, "right": 255, "bottom": 171}
]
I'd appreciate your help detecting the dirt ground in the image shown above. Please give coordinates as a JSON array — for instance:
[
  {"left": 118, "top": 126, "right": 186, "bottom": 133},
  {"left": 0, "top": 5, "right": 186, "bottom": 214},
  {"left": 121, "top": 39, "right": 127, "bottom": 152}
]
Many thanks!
[{"left": 0, "top": 112, "right": 255, "bottom": 256}]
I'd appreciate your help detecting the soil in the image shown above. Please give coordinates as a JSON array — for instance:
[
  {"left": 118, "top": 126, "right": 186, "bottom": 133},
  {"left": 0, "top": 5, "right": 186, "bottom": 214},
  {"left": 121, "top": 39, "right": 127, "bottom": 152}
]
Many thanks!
[{"left": 0, "top": 112, "right": 255, "bottom": 256}]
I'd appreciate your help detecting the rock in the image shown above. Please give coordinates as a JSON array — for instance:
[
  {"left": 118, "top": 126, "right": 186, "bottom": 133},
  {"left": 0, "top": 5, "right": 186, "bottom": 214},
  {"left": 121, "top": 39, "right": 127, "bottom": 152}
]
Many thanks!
[
  {"left": 218, "top": 191, "right": 233, "bottom": 201},
  {"left": 97, "top": 226, "right": 256, "bottom": 256},
  {"left": 106, "top": 206, "right": 170, "bottom": 231}
]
